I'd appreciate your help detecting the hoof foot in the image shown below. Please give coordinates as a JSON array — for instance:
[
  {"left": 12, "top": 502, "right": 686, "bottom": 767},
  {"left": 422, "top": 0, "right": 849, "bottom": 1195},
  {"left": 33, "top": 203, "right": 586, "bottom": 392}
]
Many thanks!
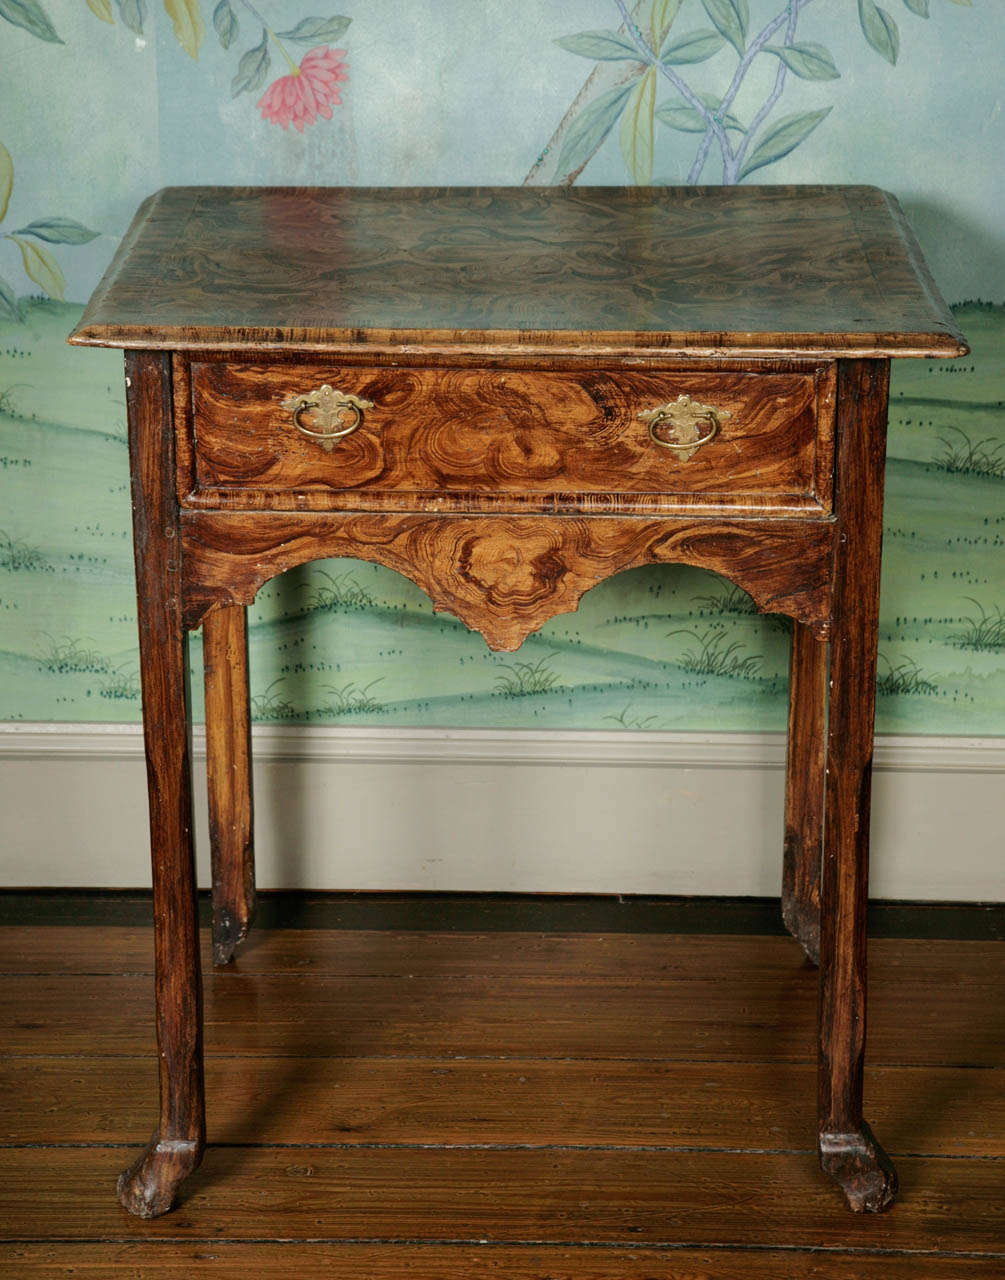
[
  {"left": 820, "top": 1121, "right": 898, "bottom": 1212},
  {"left": 781, "top": 897, "right": 820, "bottom": 966},
  {"left": 212, "top": 907, "right": 251, "bottom": 967},
  {"left": 117, "top": 1137, "right": 202, "bottom": 1218}
]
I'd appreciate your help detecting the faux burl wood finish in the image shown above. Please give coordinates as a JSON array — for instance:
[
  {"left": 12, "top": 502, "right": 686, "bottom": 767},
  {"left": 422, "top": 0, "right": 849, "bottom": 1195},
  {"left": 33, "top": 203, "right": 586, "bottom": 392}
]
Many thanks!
[
  {"left": 67, "top": 186, "right": 966, "bottom": 359},
  {"left": 185, "top": 357, "right": 833, "bottom": 515},
  {"left": 818, "top": 359, "right": 896, "bottom": 1212},
  {"left": 118, "top": 351, "right": 205, "bottom": 1216},
  {"left": 180, "top": 511, "right": 835, "bottom": 651},
  {"left": 65, "top": 185, "right": 970, "bottom": 1221},
  {"left": 782, "top": 622, "right": 828, "bottom": 964},
  {"left": 202, "top": 604, "right": 255, "bottom": 966}
]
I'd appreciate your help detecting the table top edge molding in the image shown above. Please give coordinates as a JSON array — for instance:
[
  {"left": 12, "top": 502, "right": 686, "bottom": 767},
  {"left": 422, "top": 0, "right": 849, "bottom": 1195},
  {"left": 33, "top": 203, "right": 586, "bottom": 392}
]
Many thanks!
[{"left": 65, "top": 184, "right": 968, "bottom": 360}]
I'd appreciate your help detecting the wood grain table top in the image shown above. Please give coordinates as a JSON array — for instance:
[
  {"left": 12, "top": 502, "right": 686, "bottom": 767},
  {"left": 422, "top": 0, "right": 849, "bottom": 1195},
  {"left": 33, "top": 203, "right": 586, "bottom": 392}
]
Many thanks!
[{"left": 68, "top": 185, "right": 966, "bottom": 360}]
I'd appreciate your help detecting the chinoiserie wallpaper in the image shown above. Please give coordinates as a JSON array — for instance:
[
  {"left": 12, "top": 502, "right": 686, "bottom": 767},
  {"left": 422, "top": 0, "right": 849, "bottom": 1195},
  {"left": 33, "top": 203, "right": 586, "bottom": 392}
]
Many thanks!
[{"left": 0, "top": 0, "right": 1001, "bottom": 733}]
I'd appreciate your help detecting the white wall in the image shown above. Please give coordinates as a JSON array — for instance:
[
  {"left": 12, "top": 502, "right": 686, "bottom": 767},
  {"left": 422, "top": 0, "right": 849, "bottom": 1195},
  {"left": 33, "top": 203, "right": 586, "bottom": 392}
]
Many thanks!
[{"left": 1, "top": 726, "right": 1001, "bottom": 900}]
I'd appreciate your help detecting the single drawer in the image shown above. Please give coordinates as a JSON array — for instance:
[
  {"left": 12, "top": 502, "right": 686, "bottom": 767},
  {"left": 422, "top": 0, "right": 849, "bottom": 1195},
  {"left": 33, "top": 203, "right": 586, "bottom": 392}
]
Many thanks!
[{"left": 181, "top": 358, "right": 835, "bottom": 515}]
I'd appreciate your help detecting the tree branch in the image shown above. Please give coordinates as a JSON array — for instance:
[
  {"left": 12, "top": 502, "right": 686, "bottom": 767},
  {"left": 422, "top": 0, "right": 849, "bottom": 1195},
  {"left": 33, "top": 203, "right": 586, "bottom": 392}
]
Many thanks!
[
  {"left": 524, "top": 0, "right": 651, "bottom": 184},
  {"left": 689, "top": 0, "right": 817, "bottom": 184},
  {"left": 612, "top": 0, "right": 734, "bottom": 167},
  {"left": 728, "top": 0, "right": 809, "bottom": 182}
]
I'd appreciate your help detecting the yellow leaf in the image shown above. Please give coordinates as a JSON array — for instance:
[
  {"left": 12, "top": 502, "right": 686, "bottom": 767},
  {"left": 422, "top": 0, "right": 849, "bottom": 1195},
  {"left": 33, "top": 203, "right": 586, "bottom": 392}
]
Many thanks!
[
  {"left": 0, "top": 143, "right": 12, "bottom": 225},
  {"left": 619, "top": 68, "right": 656, "bottom": 185},
  {"left": 163, "top": 0, "right": 205, "bottom": 59},
  {"left": 86, "top": 0, "right": 114, "bottom": 22},
  {"left": 9, "top": 234, "right": 65, "bottom": 300},
  {"left": 650, "top": 0, "right": 683, "bottom": 48}
]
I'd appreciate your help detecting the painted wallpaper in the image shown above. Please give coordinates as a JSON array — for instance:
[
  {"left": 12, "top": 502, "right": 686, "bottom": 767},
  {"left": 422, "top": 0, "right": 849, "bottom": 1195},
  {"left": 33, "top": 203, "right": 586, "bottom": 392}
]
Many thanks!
[{"left": 0, "top": 0, "right": 1001, "bottom": 733}]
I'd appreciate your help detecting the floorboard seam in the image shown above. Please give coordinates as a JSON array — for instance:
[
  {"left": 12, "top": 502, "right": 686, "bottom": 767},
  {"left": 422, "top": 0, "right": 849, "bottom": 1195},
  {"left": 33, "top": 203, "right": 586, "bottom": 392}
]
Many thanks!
[
  {"left": 2, "top": 1053, "right": 1000, "bottom": 1070},
  {"left": 1, "top": 1239, "right": 1003, "bottom": 1258}
]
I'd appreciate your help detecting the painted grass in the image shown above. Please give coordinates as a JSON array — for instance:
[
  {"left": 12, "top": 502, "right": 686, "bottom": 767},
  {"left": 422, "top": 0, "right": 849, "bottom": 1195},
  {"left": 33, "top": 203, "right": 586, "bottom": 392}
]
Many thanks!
[
  {"left": 667, "top": 625, "right": 764, "bottom": 679},
  {"left": 97, "top": 665, "right": 141, "bottom": 701},
  {"left": 0, "top": 529, "right": 48, "bottom": 573},
  {"left": 493, "top": 653, "right": 562, "bottom": 698},
  {"left": 690, "top": 582, "right": 759, "bottom": 616},
  {"left": 321, "top": 679, "right": 386, "bottom": 717},
  {"left": 877, "top": 655, "right": 938, "bottom": 698},
  {"left": 934, "top": 426, "right": 1005, "bottom": 479},
  {"left": 251, "top": 678, "right": 297, "bottom": 722},
  {"left": 301, "top": 569, "right": 378, "bottom": 613},
  {"left": 36, "top": 635, "right": 112, "bottom": 675},
  {"left": 951, "top": 600, "right": 1005, "bottom": 652}
]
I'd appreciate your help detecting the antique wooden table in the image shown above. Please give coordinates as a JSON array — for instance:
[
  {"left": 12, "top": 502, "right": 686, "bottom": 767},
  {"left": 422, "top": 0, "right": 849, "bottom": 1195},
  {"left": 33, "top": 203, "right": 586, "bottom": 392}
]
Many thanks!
[{"left": 69, "top": 185, "right": 966, "bottom": 1219}]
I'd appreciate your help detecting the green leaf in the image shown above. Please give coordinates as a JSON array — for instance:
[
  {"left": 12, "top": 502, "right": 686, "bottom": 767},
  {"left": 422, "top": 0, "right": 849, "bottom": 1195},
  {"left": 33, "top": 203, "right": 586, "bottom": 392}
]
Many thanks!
[
  {"left": 116, "top": 0, "right": 145, "bottom": 34},
  {"left": 655, "top": 104, "right": 713, "bottom": 133},
  {"left": 619, "top": 68, "right": 656, "bottom": 185},
  {"left": 276, "top": 15, "right": 352, "bottom": 44},
  {"left": 0, "top": 0, "right": 62, "bottom": 42},
  {"left": 903, "top": 0, "right": 929, "bottom": 14},
  {"left": 14, "top": 217, "right": 99, "bottom": 245},
  {"left": 0, "top": 272, "right": 23, "bottom": 322},
  {"left": 0, "top": 142, "right": 12, "bottom": 224},
  {"left": 699, "top": 0, "right": 747, "bottom": 55},
  {"left": 656, "top": 90, "right": 744, "bottom": 133},
  {"left": 763, "top": 41, "right": 840, "bottom": 80},
  {"left": 232, "top": 29, "right": 270, "bottom": 97},
  {"left": 661, "top": 28, "right": 725, "bottom": 64},
  {"left": 9, "top": 234, "right": 65, "bottom": 300},
  {"left": 554, "top": 80, "right": 639, "bottom": 180},
  {"left": 554, "top": 29, "right": 641, "bottom": 61},
  {"left": 858, "top": 0, "right": 899, "bottom": 64},
  {"left": 213, "top": 0, "right": 237, "bottom": 48},
  {"left": 163, "top": 0, "right": 204, "bottom": 60},
  {"left": 738, "top": 106, "right": 832, "bottom": 179},
  {"left": 86, "top": 0, "right": 114, "bottom": 22},
  {"left": 650, "top": 0, "right": 683, "bottom": 49}
]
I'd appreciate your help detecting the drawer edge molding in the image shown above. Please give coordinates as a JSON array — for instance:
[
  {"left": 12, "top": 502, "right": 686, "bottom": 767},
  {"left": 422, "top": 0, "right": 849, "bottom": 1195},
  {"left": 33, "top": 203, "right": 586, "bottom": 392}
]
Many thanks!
[{"left": 181, "top": 358, "right": 833, "bottom": 516}]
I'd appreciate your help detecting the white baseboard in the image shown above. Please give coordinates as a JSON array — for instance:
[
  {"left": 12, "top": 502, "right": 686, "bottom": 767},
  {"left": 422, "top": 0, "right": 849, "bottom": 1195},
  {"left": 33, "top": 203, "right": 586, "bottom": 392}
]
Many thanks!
[{"left": 1, "top": 724, "right": 1002, "bottom": 900}]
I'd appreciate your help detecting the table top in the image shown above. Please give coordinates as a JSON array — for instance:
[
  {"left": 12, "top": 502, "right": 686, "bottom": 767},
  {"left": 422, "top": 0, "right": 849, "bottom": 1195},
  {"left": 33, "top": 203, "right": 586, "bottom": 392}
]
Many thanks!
[{"left": 69, "top": 185, "right": 966, "bottom": 360}]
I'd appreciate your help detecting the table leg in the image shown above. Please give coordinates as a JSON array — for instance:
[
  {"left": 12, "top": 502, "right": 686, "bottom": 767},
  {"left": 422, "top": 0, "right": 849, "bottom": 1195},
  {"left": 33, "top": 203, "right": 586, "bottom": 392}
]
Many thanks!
[
  {"left": 116, "top": 351, "right": 205, "bottom": 1218},
  {"left": 203, "top": 604, "right": 255, "bottom": 966},
  {"left": 817, "top": 359, "right": 896, "bottom": 1213},
  {"left": 782, "top": 622, "right": 826, "bottom": 965}
]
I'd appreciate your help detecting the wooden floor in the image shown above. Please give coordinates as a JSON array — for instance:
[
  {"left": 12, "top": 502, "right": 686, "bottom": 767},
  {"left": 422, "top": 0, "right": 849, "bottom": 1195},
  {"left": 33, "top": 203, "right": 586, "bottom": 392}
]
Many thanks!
[{"left": 0, "top": 921, "right": 1002, "bottom": 1277}]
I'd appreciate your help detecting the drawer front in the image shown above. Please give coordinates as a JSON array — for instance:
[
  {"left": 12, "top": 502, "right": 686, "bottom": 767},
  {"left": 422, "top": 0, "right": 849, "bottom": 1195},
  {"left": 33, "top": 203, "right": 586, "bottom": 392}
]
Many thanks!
[{"left": 182, "top": 359, "right": 834, "bottom": 514}]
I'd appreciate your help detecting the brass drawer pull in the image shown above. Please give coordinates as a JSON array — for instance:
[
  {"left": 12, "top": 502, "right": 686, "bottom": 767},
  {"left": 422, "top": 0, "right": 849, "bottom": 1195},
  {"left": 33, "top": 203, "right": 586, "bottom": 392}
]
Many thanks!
[
  {"left": 638, "top": 395, "right": 730, "bottom": 462},
  {"left": 281, "top": 384, "right": 374, "bottom": 451}
]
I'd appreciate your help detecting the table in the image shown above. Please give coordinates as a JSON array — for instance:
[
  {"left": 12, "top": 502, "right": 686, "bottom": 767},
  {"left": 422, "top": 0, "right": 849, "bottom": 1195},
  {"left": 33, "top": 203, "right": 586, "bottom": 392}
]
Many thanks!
[{"left": 69, "top": 185, "right": 967, "bottom": 1219}]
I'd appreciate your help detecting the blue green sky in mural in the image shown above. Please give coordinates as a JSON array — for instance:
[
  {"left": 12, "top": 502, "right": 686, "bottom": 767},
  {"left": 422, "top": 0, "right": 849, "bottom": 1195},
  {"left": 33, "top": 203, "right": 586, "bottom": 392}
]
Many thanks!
[{"left": 0, "top": 0, "right": 1002, "bottom": 732}]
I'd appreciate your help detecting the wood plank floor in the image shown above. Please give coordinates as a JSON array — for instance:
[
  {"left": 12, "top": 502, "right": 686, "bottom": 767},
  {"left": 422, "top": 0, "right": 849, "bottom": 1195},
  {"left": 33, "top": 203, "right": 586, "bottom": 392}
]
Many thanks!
[{"left": 0, "top": 924, "right": 1002, "bottom": 1277}]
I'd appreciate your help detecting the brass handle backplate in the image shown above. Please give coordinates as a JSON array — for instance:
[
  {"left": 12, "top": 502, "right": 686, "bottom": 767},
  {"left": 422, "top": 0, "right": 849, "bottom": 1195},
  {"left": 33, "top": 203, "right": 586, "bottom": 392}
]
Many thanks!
[
  {"left": 637, "top": 395, "right": 730, "bottom": 462},
  {"left": 280, "top": 384, "right": 374, "bottom": 451}
]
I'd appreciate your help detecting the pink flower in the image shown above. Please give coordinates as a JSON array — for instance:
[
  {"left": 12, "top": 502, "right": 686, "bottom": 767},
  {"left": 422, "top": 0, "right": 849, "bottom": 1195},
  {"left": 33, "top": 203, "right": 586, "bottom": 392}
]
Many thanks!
[{"left": 257, "top": 46, "right": 348, "bottom": 132}]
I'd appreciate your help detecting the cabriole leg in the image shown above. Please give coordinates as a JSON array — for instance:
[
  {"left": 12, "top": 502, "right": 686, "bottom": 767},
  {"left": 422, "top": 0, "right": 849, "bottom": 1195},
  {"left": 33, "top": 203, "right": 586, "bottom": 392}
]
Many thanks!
[
  {"left": 117, "top": 351, "right": 205, "bottom": 1218},
  {"left": 204, "top": 604, "right": 255, "bottom": 966},
  {"left": 782, "top": 621, "right": 827, "bottom": 965},
  {"left": 818, "top": 359, "right": 896, "bottom": 1213}
]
